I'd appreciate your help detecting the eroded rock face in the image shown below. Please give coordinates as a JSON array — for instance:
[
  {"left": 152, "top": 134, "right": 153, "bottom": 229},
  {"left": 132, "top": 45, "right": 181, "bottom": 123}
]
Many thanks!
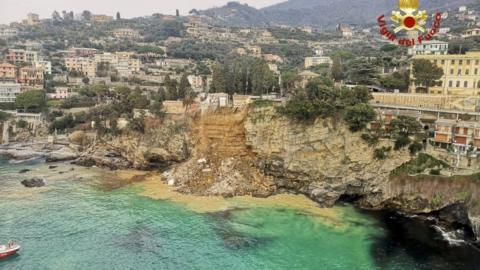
[
  {"left": 80, "top": 120, "right": 190, "bottom": 170},
  {"left": 245, "top": 106, "right": 480, "bottom": 241},
  {"left": 166, "top": 109, "right": 276, "bottom": 197},
  {"left": 245, "top": 107, "right": 411, "bottom": 206}
]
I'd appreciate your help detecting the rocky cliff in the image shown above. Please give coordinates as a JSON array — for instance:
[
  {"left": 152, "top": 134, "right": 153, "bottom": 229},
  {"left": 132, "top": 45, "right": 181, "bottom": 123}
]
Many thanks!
[
  {"left": 245, "top": 106, "right": 480, "bottom": 241},
  {"left": 76, "top": 119, "right": 191, "bottom": 170}
]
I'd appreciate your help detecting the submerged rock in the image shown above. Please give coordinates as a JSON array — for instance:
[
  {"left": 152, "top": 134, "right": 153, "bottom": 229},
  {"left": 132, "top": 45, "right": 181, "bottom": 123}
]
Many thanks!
[
  {"left": 21, "top": 178, "right": 45, "bottom": 188},
  {"left": 19, "top": 169, "right": 31, "bottom": 174}
]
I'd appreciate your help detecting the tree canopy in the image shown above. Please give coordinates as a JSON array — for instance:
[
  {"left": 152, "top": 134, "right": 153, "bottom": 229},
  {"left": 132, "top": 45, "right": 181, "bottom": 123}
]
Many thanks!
[
  {"left": 412, "top": 59, "right": 444, "bottom": 93},
  {"left": 15, "top": 91, "right": 46, "bottom": 113}
]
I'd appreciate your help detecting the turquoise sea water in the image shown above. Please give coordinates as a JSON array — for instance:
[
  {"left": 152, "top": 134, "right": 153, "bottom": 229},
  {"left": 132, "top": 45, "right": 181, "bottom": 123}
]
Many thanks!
[{"left": 0, "top": 159, "right": 479, "bottom": 270}]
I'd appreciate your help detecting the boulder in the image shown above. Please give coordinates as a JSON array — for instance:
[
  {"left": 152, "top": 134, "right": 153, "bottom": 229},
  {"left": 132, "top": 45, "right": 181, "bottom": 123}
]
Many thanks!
[{"left": 21, "top": 178, "right": 45, "bottom": 188}]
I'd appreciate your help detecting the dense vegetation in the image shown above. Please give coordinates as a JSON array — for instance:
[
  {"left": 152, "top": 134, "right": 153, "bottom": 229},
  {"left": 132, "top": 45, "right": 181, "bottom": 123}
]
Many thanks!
[
  {"left": 278, "top": 78, "right": 376, "bottom": 132},
  {"left": 210, "top": 56, "right": 278, "bottom": 95}
]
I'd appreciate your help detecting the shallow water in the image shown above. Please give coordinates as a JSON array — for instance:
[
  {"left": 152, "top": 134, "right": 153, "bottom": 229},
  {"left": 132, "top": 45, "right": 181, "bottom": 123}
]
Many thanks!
[{"left": 0, "top": 159, "right": 479, "bottom": 270}]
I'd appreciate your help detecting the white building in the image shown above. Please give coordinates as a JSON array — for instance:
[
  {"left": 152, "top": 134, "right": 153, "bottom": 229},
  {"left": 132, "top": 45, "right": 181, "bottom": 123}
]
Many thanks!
[
  {"left": 34, "top": 60, "right": 52, "bottom": 74},
  {"left": 0, "top": 82, "right": 21, "bottom": 103},
  {"left": 407, "top": 40, "right": 449, "bottom": 56},
  {"left": 47, "top": 87, "right": 77, "bottom": 99},
  {"left": 304, "top": 56, "right": 333, "bottom": 68}
]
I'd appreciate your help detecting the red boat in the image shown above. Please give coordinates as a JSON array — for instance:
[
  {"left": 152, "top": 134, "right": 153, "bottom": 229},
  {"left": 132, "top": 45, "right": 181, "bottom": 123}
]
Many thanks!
[{"left": 0, "top": 241, "right": 20, "bottom": 259}]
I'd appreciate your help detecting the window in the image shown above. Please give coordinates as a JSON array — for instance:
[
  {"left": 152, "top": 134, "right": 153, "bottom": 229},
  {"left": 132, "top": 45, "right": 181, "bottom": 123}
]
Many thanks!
[
  {"left": 476, "top": 60, "right": 479, "bottom": 65},
  {"left": 464, "top": 81, "right": 468, "bottom": 88},
  {"left": 459, "top": 60, "right": 463, "bottom": 65},
  {"left": 449, "top": 81, "right": 453, "bottom": 87},
  {"left": 451, "top": 60, "right": 455, "bottom": 65},
  {"left": 450, "top": 69, "right": 454, "bottom": 75},
  {"left": 458, "top": 69, "right": 462, "bottom": 75},
  {"left": 441, "top": 60, "right": 445, "bottom": 65},
  {"left": 476, "top": 68, "right": 479, "bottom": 75},
  {"left": 467, "top": 60, "right": 471, "bottom": 65},
  {"left": 478, "top": 81, "right": 480, "bottom": 89},
  {"left": 456, "top": 81, "right": 460, "bottom": 87},
  {"left": 466, "top": 69, "right": 470, "bottom": 75}
]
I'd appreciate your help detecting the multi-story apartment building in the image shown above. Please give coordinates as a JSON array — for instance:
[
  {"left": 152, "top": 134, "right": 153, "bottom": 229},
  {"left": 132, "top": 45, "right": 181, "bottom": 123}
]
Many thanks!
[
  {"left": 434, "top": 119, "right": 480, "bottom": 150},
  {"left": 0, "top": 82, "right": 21, "bottom": 103},
  {"left": 25, "top": 51, "right": 38, "bottom": 63},
  {"left": 94, "top": 52, "right": 140, "bottom": 77},
  {"left": 5, "top": 49, "right": 26, "bottom": 63},
  {"left": 304, "top": 56, "right": 333, "bottom": 68},
  {"left": 113, "top": 28, "right": 140, "bottom": 39},
  {"left": 34, "top": 61, "right": 52, "bottom": 75},
  {"left": 17, "top": 66, "right": 44, "bottom": 86},
  {"left": 407, "top": 40, "right": 449, "bottom": 56},
  {"left": 5, "top": 49, "right": 38, "bottom": 64},
  {"left": 410, "top": 51, "right": 480, "bottom": 95},
  {"left": 65, "top": 57, "right": 97, "bottom": 77},
  {"left": 0, "top": 62, "right": 16, "bottom": 79}
]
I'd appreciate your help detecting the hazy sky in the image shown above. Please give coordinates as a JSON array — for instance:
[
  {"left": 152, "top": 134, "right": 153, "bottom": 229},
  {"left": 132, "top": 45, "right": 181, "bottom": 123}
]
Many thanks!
[{"left": 0, "top": 0, "right": 284, "bottom": 24}]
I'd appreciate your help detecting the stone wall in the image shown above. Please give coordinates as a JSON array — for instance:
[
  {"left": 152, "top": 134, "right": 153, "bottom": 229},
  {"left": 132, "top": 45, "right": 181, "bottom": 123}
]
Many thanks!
[{"left": 372, "top": 93, "right": 479, "bottom": 111}]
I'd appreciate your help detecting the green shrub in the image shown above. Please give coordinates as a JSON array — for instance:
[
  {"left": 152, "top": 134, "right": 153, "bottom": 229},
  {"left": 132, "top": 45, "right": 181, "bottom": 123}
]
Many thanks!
[
  {"left": 374, "top": 146, "right": 392, "bottom": 160},
  {"left": 361, "top": 133, "right": 379, "bottom": 146},
  {"left": 394, "top": 135, "right": 411, "bottom": 150},
  {"left": 251, "top": 99, "right": 274, "bottom": 108},
  {"left": 408, "top": 141, "right": 423, "bottom": 155},
  {"left": 391, "top": 153, "right": 449, "bottom": 176},
  {"left": 344, "top": 104, "right": 376, "bottom": 132}
]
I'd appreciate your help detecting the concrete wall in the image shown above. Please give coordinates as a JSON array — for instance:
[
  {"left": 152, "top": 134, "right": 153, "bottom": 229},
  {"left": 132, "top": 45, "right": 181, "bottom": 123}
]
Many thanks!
[{"left": 372, "top": 93, "right": 479, "bottom": 112}]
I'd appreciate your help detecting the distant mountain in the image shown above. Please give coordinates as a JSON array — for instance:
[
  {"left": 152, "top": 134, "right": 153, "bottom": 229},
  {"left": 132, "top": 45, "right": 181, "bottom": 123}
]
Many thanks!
[{"left": 198, "top": 0, "right": 476, "bottom": 28}]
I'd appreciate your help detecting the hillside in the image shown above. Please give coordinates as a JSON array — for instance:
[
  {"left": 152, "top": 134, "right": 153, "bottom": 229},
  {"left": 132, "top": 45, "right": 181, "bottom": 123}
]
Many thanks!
[{"left": 199, "top": 0, "right": 476, "bottom": 28}]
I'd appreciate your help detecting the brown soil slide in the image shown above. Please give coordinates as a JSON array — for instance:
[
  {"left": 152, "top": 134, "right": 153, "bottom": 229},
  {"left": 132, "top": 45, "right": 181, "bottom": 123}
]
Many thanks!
[{"left": 170, "top": 108, "right": 275, "bottom": 197}]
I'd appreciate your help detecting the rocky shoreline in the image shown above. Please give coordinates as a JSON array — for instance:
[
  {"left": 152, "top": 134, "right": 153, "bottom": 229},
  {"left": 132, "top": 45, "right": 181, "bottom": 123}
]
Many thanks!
[{"left": 2, "top": 108, "right": 480, "bottom": 246}]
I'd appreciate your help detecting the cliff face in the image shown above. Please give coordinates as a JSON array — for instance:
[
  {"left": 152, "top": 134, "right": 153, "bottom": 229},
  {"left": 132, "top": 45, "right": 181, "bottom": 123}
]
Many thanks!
[
  {"left": 245, "top": 106, "right": 480, "bottom": 240},
  {"left": 77, "top": 119, "right": 191, "bottom": 170},
  {"left": 166, "top": 108, "right": 275, "bottom": 197}
]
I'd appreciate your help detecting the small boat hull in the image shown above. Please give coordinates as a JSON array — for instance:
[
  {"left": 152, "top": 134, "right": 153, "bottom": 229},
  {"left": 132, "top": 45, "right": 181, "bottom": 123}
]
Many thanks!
[{"left": 0, "top": 247, "right": 20, "bottom": 259}]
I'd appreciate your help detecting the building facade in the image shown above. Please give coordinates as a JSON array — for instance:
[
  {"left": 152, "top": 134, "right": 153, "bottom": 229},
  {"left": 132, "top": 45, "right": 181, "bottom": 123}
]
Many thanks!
[
  {"left": 113, "top": 28, "right": 140, "bottom": 39},
  {"left": 0, "top": 82, "right": 21, "bottom": 103},
  {"left": 304, "top": 56, "right": 333, "bottom": 68},
  {"left": 0, "top": 63, "right": 16, "bottom": 79},
  {"left": 407, "top": 40, "right": 449, "bottom": 56},
  {"left": 17, "top": 66, "right": 44, "bottom": 86},
  {"left": 410, "top": 51, "right": 480, "bottom": 95},
  {"left": 462, "top": 28, "right": 480, "bottom": 38},
  {"left": 65, "top": 57, "right": 97, "bottom": 77}
]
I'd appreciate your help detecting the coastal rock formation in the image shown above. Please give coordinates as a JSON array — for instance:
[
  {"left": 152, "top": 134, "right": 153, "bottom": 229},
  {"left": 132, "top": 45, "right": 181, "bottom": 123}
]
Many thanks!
[
  {"left": 166, "top": 108, "right": 275, "bottom": 197},
  {"left": 245, "top": 106, "right": 480, "bottom": 241},
  {"left": 78, "top": 120, "right": 191, "bottom": 170}
]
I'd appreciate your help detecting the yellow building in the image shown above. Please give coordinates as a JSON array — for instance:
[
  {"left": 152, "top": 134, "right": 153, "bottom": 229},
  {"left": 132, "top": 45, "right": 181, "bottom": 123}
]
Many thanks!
[{"left": 410, "top": 51, "right": 480, "bottom": 95}]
